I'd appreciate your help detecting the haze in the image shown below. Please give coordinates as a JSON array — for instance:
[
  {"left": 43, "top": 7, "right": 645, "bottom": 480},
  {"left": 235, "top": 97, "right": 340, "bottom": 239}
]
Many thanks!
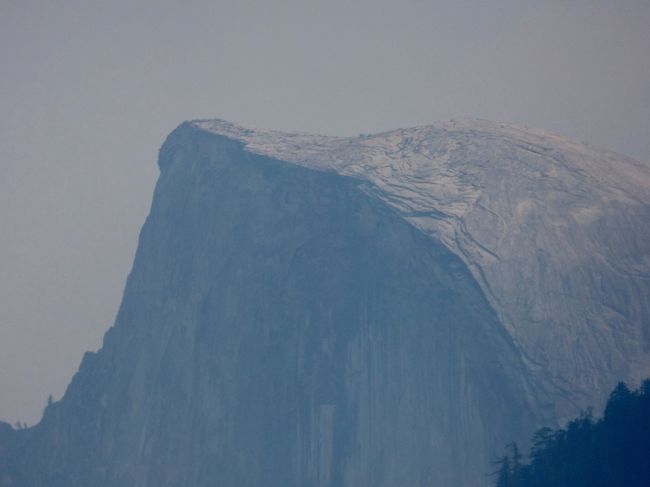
[{"left": 1, "top": 0, "right": 649, "bottom": 424}]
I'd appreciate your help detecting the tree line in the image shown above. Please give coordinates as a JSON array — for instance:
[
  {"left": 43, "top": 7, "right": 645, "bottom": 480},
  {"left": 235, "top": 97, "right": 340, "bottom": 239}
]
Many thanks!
[{"left": 493, "top": 379, "right": 650, "bottom": 487}]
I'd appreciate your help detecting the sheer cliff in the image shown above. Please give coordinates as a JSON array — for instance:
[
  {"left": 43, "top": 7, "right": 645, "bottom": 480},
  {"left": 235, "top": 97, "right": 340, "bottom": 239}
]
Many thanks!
[{"left": 1, "top": 119, "right": 649, "bottom": 487}]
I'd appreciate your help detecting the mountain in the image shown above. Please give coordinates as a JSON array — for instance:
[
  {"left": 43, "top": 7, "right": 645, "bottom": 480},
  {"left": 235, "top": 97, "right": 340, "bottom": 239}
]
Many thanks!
[{"left": 1, "top": 119, "right": 649, "bottom": 486}]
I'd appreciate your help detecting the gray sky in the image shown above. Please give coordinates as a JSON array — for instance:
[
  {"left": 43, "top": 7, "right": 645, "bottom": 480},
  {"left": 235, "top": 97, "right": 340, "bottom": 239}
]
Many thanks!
[{"left": 1, "top": 0, "right": 649, "bottom": 424}]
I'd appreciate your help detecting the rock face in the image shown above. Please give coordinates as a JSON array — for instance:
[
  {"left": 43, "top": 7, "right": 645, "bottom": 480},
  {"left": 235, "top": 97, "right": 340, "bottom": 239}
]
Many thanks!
[
  {"left": 1, "top": 119, "right": 649, "bottom": 486},
  {"left": 195, "top": 119, "right": 650, "bottom": 420}
]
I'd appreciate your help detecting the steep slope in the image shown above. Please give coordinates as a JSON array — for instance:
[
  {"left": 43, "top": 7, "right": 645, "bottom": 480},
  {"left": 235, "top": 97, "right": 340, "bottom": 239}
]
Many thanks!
[
  {"left": 0, "top": 123, "right": 537, "bottom": 486},
  {"left": 195, "top": 119, "right": 650, "bottom": 420}
]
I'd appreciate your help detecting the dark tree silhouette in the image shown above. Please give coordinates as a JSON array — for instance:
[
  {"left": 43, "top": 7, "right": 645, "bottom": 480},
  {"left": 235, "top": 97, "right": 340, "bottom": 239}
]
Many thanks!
[
  {"left": 493, "top": 379, "right": 650, "bottom": 487},
  {"left": 494, "top": 456, "right": 513, "bottom": 487}
]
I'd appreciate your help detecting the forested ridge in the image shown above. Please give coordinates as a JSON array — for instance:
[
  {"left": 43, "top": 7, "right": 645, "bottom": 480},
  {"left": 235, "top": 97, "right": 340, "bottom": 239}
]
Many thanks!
[{"left": 493, "top": 379, "right": 650, "bottom": 487}]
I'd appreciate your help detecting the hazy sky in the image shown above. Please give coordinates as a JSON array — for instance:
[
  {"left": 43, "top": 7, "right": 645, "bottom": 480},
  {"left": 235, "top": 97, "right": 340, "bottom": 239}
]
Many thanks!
[{"left": 1, "top": 0, "right": 649, "bottom": 424}]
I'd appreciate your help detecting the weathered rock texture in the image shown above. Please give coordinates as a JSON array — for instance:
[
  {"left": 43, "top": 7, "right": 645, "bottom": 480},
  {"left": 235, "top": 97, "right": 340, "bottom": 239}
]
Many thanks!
[
  {"left": 1, "top": 119, "right": 649, "bottom": 486},
  {"left": 195, "top": 119, "right": 650, "bottom": 420}
]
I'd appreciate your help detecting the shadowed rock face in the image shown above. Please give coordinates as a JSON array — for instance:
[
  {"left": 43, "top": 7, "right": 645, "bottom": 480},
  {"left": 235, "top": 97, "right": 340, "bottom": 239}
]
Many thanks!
[{"left": 1, "top": 119, "right": 649, "bottom": 486}]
